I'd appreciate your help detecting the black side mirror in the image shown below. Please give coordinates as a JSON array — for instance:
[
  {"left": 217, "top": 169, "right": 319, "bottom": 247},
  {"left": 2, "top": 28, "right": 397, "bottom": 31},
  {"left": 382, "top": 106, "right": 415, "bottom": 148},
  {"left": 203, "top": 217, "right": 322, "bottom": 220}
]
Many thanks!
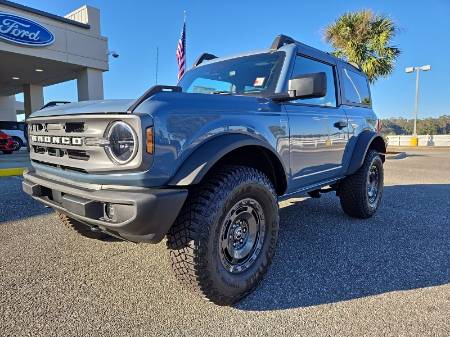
[{"left": 288, "top": 72, "right": 327, "bottom": 99}]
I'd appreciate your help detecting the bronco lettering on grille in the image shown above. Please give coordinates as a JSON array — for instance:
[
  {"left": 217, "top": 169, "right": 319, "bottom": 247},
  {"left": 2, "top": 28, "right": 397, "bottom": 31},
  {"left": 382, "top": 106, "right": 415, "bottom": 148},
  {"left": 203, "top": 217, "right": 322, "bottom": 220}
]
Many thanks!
[{"left": 31, "top": 135, "right": 83, "bottom": 146}]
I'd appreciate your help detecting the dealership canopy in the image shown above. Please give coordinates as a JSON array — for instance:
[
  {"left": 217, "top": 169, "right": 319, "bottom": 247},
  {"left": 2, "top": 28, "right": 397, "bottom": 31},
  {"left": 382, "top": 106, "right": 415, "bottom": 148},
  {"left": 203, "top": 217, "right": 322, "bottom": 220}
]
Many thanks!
[{"left": 0, "top": 0, "right": 109, "bottom": 121}]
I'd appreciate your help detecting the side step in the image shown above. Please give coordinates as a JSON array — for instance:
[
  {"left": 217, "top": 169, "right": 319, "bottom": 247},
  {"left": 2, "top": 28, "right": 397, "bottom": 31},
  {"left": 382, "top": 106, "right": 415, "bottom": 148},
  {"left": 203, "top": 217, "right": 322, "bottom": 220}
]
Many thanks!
[{"left": 307, "top": 186, "right": 337, "bottom": 199}]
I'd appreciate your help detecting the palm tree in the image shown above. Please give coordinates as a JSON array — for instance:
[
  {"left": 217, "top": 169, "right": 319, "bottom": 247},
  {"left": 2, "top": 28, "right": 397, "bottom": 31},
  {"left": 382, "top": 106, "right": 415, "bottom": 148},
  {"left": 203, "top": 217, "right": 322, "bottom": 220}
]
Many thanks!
[{"left": 324, "top": 10, "right": 400, "bottom": 83}]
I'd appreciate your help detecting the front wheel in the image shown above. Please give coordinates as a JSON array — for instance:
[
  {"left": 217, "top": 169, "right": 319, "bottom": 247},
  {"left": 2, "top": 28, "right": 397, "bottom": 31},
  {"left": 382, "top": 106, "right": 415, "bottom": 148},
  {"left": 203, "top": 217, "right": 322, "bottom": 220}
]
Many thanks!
[
  {"left": 12, "top": 137, "right": 23, "bottom": 151},
  {"left": 167, "top": 165, "right": 279, "bottom": 305},
  {"left": 339, "top": 150, "right": 384, "bottom": 218}
]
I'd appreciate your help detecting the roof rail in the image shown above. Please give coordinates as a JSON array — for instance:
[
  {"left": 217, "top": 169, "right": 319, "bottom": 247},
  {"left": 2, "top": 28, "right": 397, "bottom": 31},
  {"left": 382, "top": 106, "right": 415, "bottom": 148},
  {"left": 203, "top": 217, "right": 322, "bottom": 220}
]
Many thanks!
[
  {"left": 270, "top": 34, "right": 296, "bottom": 50},
  {"left": 193, "top": 53, "right": 218, "bottom": 67}
]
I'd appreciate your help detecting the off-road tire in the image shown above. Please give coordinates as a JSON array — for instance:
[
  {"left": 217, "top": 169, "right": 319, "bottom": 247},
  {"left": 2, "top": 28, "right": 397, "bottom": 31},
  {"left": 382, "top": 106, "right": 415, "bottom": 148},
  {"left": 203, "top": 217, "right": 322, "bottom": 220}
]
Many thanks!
[
  {"left": 57, "top": 212, "right": 112, "bottom": 240},
  {"left": 167, "top": 165, "right": 279, "bottom": 305},
  {"left": 339, "top": 150, "right": 384, "bottom": 218}
]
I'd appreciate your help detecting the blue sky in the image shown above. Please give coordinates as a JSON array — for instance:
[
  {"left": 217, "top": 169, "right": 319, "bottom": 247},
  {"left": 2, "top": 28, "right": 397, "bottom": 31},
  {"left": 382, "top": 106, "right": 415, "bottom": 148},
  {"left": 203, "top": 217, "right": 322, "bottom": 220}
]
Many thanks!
[{"left": 15, "top": 0, "right": 450, "bottom": 118}]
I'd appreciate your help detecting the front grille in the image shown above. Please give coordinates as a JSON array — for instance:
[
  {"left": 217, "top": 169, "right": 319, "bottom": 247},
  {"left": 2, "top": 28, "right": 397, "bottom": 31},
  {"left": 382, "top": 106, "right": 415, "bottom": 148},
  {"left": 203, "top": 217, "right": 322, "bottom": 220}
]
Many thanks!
[
  {"left": 33, "top": 146, "right": 46, "bottom": 154},
  {"left": 0, "top": 139, "right": 7, "bottom": 145},
  {"left": 31, "top": 159, "right": 89, "bottom": 173},
  {"left": 47, "top": 147, "right": 64, "bottom": 158},
  {"left": 65, "top": 122, "right": 85, "bottom": 133},
  {"left": 28, "top": 114, "right": 142, "bottom": 173},
  {"left": 67, "top": 149, "right": 90, "bottom": 161}
]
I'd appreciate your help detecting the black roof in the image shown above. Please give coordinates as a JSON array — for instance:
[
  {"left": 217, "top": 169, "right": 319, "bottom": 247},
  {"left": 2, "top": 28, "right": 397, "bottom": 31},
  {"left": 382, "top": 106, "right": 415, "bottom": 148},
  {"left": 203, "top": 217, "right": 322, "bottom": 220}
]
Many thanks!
[{"left": 271, "top": 34, "right": 364, "bottom": 75}]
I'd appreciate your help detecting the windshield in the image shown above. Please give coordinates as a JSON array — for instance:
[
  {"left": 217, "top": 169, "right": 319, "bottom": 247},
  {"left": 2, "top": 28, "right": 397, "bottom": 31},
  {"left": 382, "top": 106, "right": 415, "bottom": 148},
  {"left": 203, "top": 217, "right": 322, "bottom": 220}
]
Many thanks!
[{"left": 178, "top": 52, "right": 285, "bottom": 96}]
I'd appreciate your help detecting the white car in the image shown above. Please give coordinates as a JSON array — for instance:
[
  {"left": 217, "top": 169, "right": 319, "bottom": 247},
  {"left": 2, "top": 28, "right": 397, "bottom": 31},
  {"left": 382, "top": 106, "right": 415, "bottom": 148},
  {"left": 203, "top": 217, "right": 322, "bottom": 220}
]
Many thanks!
[{"left": 0, "top": 121, "right": 27, "bottom": 151}]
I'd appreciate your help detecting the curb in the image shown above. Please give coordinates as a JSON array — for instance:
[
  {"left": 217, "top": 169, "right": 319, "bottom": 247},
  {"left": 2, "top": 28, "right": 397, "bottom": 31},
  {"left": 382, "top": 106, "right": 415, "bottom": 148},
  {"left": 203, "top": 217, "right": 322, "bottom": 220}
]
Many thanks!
[
  {"left": 385, "top": 152, "right": 406, "bottom": 160},
  {"left": 0, "top": 167, "right": 25, "bottom": 177}
]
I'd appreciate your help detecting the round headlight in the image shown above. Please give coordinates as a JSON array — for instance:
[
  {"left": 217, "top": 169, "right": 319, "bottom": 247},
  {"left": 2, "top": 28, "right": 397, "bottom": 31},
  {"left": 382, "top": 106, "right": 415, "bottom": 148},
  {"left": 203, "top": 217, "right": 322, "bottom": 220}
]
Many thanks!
[{"left": 105, "top": 121, "right": 138, "bottom": 164}]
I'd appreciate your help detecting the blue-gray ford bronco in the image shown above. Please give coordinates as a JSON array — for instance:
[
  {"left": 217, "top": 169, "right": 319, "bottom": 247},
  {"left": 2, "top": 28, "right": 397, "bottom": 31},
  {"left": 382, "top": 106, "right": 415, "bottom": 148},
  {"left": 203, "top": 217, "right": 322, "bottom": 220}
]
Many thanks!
[{"left": 23, "top": 35, "right": 386, "bottom": 305}]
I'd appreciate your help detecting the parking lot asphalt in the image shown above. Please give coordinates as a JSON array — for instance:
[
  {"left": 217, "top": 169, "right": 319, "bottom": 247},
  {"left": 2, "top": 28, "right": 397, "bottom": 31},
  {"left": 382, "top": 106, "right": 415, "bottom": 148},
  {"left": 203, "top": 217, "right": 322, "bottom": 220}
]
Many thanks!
[
  {"left": 0, "top": 148, "right": 30, "bottom": 171},
  {"left": 1, "top": 148, "right": 449, "bottom": 337}
]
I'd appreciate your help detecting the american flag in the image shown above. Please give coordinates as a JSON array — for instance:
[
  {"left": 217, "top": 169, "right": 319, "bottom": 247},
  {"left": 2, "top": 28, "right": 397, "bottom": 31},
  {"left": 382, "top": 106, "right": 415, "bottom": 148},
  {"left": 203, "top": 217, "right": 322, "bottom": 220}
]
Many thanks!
[{"left": 176, "top": 22, "right": 186, "bottom": 80}]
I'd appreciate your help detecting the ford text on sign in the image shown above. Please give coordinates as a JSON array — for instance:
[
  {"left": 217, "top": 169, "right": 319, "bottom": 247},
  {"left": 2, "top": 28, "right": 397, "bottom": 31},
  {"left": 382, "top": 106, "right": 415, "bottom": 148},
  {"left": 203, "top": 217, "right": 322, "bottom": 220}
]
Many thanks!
[{"left": 0, "top": 12, "right": 54, "bottom": 46}]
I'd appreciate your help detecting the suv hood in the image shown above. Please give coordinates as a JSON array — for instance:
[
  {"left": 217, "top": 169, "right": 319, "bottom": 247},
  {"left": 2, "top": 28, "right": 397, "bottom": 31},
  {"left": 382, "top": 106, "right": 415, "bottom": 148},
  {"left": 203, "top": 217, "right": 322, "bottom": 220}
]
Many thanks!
[
  {"left": 29, "top": 91, "right": 277, "bottom": 119},
  {"left": 29, "top": 99, "right": 134, "bottom": 118}
]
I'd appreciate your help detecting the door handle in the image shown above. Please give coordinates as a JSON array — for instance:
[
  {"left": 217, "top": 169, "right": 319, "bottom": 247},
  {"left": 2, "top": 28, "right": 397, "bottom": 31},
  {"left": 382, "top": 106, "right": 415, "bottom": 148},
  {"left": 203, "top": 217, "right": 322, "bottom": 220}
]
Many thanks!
[{"left": 333, "top": 120, "right": 348, "bottom": 130}]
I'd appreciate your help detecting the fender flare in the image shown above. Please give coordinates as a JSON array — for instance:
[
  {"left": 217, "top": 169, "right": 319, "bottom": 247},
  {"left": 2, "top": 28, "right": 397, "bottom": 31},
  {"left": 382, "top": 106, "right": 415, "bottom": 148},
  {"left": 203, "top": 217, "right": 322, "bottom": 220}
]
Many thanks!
[
  {"left": 168, "top": 133, "right": 288, "bottom": 188},
  {"left": 346, "top": 131, "right": 386, "bottom": 175}
]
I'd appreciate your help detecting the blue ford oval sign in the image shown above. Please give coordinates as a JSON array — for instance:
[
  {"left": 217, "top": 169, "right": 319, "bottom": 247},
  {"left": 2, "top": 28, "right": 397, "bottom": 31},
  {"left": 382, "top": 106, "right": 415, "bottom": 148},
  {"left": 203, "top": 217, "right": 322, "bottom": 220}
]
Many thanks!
[{"left": 0, "top": 12, "right": 55, "bottom": 47}]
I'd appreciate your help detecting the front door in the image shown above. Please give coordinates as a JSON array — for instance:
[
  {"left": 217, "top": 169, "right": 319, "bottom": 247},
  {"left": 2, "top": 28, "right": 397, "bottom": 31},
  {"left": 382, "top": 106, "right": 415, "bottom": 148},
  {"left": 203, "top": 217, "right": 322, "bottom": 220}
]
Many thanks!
[{"left": 285, "top": 54, "right": 348, "bottom": 191}]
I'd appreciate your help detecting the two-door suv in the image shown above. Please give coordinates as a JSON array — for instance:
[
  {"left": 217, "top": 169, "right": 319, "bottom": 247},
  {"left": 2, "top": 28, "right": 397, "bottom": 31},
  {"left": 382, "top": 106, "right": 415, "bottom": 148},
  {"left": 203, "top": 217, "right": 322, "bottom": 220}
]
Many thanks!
[{"left": 23, "top": 35, "right": 386, "bottom": 305}]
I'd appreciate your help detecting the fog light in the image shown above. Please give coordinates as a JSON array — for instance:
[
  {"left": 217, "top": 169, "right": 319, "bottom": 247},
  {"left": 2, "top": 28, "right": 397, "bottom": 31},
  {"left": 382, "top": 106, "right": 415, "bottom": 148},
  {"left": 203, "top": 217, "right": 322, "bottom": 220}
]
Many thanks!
[{"left": 104, "top": 203, "right": 116, "bottom": 221}]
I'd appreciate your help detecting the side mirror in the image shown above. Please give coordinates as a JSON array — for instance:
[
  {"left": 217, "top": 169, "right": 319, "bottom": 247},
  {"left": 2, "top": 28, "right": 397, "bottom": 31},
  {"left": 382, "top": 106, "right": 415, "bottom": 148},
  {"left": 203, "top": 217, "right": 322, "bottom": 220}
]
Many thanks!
[{"left": 288, "top": 72, "right": 327, "bottom": 99}]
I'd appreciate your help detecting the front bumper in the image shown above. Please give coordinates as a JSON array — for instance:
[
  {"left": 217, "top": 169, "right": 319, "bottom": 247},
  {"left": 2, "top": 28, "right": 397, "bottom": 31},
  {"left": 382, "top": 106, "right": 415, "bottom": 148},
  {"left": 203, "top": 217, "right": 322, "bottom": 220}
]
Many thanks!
[{"left": 23, "top": 170, "right": 187, "bottom": 243}]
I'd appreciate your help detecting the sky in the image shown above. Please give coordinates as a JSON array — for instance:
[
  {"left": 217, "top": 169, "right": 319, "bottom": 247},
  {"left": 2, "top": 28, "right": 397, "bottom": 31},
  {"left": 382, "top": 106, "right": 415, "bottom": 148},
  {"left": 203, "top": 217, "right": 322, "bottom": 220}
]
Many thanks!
[{"left": 14, "top": 0, "right": 450, "bottom": 118}]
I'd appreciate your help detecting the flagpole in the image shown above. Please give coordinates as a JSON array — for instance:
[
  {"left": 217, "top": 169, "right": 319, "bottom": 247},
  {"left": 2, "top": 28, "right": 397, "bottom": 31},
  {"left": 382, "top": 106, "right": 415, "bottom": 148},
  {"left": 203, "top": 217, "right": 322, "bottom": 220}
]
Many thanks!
[{"left": 184, "top": 10, "right": 186, "bottom": 67}]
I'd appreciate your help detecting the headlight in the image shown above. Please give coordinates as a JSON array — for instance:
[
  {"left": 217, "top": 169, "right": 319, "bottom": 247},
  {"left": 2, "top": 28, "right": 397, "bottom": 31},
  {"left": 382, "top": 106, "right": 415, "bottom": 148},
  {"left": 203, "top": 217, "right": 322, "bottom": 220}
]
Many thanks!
[{"left": 105, "top": 121, "right": 138, "bottom": 164}]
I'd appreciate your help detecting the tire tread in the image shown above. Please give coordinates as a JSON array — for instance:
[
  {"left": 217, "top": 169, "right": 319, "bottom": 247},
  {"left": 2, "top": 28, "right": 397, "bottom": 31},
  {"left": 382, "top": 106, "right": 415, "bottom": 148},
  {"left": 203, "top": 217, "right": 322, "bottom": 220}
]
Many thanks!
[
  {"left": 339, "top": 150, "right": 383, "bottom": 219},
  {"left": 166, "top": 165, "right": 278, "bottom": 305}
]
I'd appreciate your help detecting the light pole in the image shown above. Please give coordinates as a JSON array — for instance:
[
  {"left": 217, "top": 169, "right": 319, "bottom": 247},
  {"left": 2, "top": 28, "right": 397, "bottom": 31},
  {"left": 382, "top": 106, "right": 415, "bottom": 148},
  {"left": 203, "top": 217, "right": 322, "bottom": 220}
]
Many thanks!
[{"left": 405, "top": 65, "right": 431, "bottom": 143}]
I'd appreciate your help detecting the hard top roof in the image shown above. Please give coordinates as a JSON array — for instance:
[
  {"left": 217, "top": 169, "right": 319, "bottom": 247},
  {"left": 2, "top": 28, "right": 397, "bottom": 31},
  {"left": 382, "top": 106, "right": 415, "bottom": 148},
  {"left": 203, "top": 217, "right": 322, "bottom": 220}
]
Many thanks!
[{"left": 194, "top": 34, "right": 363, "bottom": 75}]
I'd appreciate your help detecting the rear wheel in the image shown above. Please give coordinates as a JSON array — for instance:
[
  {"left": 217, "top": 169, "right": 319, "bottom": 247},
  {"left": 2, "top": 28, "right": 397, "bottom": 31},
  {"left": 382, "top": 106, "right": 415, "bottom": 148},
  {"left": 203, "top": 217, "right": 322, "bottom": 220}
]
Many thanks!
[
  {"left": 339, "top": 150, "right": 384, "bottom": 218},
  {"left": 167, "top": 165, "right": 279, "bottom": 305},
  {"left": 57, "top": 212, "right": 113, "bottom": 240}
]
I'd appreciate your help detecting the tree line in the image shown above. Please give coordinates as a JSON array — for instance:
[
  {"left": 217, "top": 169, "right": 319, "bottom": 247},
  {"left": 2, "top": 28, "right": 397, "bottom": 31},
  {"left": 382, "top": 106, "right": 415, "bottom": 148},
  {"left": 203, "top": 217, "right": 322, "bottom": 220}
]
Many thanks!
[{"left": 380, "top": 115, "right": 450, "bottom": 135}]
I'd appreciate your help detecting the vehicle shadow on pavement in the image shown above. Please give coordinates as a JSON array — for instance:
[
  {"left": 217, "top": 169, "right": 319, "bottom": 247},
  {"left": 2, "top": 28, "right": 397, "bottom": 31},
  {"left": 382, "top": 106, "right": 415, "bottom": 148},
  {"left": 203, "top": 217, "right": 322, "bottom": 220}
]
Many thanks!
[
  {"left": 237, "top": 184, "right": 450, "bottom": 311},
  {"left": 0, "top": 177, "right": 52, "bottom": 223}
]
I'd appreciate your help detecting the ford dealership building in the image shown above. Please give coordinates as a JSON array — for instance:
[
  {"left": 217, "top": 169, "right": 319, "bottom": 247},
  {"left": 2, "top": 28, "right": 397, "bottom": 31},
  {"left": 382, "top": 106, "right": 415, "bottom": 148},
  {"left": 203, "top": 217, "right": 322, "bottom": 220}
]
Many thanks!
[{"left": 0, "top": 0, "right": 109, "bottom": 121}]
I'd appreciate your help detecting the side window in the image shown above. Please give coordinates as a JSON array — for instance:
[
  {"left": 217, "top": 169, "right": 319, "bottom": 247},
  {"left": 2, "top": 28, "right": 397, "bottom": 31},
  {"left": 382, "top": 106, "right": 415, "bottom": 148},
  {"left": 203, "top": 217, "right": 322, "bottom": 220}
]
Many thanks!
[
  {"left": 342, "top": 68, "right": 371, "bottom": 106},
  {"left": 291, "top": 55, "right": 337, "bottom": 107}
]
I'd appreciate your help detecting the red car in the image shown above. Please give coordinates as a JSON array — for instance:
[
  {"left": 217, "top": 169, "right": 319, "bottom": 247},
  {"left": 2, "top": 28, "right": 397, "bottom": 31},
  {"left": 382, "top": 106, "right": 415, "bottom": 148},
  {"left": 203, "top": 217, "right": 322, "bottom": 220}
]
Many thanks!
[{"left": 0, "top": 131, "right": 15, "bottom": 154}]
